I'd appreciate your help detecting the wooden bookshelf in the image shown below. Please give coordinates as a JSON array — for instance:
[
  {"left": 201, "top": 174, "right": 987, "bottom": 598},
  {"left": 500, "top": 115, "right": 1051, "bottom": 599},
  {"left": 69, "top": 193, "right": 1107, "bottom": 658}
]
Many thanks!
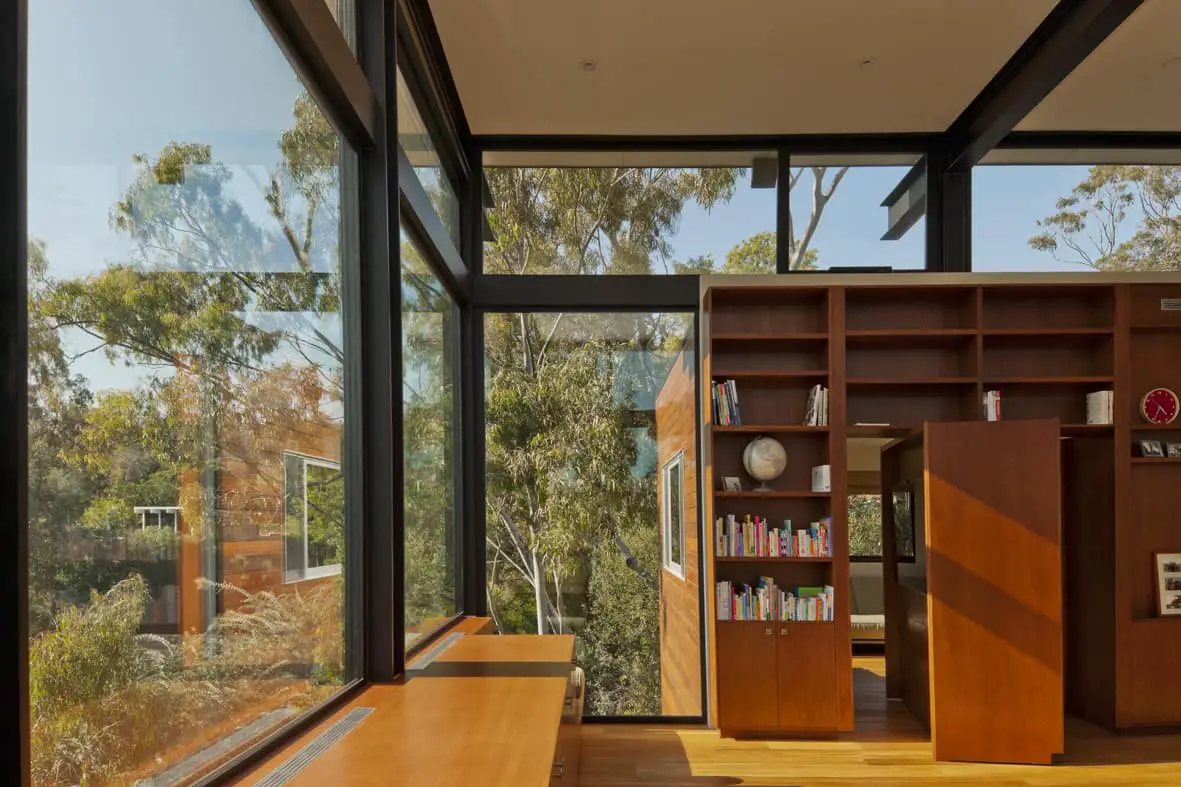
[{"left": 697, "top": 278, "right": 1181, "bottom": 742}]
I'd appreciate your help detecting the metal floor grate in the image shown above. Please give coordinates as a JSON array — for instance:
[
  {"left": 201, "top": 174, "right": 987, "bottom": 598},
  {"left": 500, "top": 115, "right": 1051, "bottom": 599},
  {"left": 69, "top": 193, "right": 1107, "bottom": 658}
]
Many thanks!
[
  {"left": 408, "top": 631, "right": 464, "bottom": 670},
  {"left": 255, "top": 707, "right": 374, "bottom": 787}
]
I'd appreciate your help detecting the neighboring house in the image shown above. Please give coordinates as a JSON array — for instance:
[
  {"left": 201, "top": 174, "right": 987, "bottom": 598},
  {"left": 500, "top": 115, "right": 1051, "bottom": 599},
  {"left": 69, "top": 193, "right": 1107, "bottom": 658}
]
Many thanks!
[{"left": 176, "top": 415, "right": 343, "bottom": 634}]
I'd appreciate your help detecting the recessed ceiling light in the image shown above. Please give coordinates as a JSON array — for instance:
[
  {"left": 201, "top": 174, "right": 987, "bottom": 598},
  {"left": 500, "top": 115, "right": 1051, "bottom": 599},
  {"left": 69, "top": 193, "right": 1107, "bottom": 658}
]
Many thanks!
[{"left": 579, "top": 59, "right": 597, "bottom": 73}]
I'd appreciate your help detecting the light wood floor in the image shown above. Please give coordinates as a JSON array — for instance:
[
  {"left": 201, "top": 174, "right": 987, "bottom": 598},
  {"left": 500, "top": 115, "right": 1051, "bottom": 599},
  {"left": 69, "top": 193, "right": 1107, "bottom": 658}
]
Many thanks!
[{"left": 578, "top": 656, "right": 1181, "bottom": 786}]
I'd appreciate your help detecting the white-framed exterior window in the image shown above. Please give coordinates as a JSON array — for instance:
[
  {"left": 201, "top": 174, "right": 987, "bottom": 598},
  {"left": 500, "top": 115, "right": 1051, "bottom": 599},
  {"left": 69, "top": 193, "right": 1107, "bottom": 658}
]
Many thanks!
[
  {"left": 283, "top": 451, "right": 344, "bottom": 583},
  {"left": 133, "top": 506, "right": 181, "bottom": 531},
  {"left": 661, "top": 450, "right": 686, "bottom": 579}
]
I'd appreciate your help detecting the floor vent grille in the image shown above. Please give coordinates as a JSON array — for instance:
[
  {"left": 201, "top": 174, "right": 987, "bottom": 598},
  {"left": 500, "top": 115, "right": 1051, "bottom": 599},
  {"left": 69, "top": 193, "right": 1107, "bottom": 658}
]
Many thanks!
[
  {"left": 255, "top": 707, "right": 374, "bottom": 787},
  {"left": 409, "top": 632, "right": 464, "bottom": 671}
]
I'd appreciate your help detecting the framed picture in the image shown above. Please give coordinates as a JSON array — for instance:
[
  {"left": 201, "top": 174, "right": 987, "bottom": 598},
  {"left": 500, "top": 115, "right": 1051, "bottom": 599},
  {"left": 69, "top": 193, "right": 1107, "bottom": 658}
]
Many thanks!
[
  {"left": 1168, "top": 443, "right": 1181, "bottom": 458},
  {"left": 721, "top": 475, "right": 742, "bottom": 492},
  {"left": 1155, "top": 553, "right": 1181, "bottom": 616},
  {"left": 1140, "top": 440, "right": 1165, "bottom": 458}
]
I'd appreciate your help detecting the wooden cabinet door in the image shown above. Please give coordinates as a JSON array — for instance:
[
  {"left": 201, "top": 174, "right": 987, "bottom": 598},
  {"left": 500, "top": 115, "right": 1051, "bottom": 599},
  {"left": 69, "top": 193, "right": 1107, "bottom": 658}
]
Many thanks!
[
  {"left": 775, "top": 623, "right": 838, "bottom": 731},
  {"left": 716, "top": 621, "right": 778, "bottom": 732}
]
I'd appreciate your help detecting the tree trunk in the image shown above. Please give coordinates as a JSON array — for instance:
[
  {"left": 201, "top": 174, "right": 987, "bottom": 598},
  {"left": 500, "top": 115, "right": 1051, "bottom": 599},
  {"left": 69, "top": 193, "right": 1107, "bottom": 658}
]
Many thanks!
[{"left": 532, "top": 547, "right": 547, "bottom": 635}]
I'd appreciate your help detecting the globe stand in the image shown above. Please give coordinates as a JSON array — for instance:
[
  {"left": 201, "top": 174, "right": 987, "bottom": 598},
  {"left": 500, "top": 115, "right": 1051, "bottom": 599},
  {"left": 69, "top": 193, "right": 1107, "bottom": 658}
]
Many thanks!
[{"left": 743, "top": 435, "right": 787, "bottom": 496}]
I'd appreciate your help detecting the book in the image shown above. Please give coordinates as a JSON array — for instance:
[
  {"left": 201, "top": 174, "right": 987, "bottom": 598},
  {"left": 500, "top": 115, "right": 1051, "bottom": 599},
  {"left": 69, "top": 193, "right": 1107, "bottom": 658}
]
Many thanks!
[
  {"left": 804, "top": 384, "right": 829, "bottom": 427},
  {"left": 811, "top": 464, "right": 831, "bottom": 493},
  {"left": 712, "top": 380, "right": 742, "bottom": 426},
  {"left": 1086, "top": 390, "right": 1113, "bottom": 425},
  {"left": 984, "top": 389, "right": 1001, "bottom": 422}
]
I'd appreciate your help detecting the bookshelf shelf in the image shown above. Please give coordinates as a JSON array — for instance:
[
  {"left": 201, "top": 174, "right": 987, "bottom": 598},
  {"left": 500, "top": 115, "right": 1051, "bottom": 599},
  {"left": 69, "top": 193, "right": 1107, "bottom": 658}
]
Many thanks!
[
  {"left": 712, "top": 370, "right": 827, "bottom": 379},
  {"left": 715, "top": 619, "right": 834, "bottom": 625},
  {"left": 983, "top": 328, "right": 1113, "bottom": 337},
  {"left": 712, "top": 332, "right": 826, "bottom": 341},
  {"left": 715, "top": 556, "right": 833, "bottom": 563},
  {"left": 1061, "top": 424, "right": 1114, "bottom": 434},
  {"left": 984, "top": 376, "right": 1114, "bottom": 385},
  {"left": 847, "top": 377, "right": 976, "bottom": 386},
  {"left": 715, "top": 491, "right": 830, "bottom": 499},
  {"left": 846, "top": 328, "right": 976, "bottom": 338},
  {"left": 1132, "top": 423, "right": 1181, "bottom": 431},
  {"left": 712, "top": 425, "right": 828, "bottom": 433},
  {"left": 1131, "top": 457, "right": 1181, "bottom": 464}
]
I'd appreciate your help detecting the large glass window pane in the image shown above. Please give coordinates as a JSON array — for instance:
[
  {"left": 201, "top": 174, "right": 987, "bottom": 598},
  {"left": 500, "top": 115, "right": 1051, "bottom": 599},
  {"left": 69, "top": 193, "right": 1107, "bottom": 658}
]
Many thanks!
[
  {"left": 26, "top": 3, "right": 355, "bottom": 782},
  {"left": 974, "top": 158, "right": 1181, "bottom": 272},
  {"left": 401, "top": 230, "right": 459, "bottom": 646},
  {"left": 483, "top": 153, "right": 776, "bottom": 274},
  {"left": 788, "top": 161, "right": 926, "bottom": 270},
  {"left": 323, "top": 0, "right": 356, "bottom": 49},
  {"left": 484, "top": 312, "right": 701, "bottom": 717},
  {"left": 396, "top": 68, "right": 460, "bottom": 244}
]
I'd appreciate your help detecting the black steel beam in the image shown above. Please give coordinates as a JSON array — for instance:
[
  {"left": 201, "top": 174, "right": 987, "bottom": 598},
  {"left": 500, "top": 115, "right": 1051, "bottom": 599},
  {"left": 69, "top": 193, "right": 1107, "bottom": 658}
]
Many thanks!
[
  {"left": 397, "top": 145, "right": 471, "bottom": 303},
  {"left": 0, "top": 0, "right": 28, "bottom": 782},
  {"left": 397, "top": 0, "right": 472, "bottom": 179},
  {"left": 776, "top": 150, "right": 792, "bottom": 273},
  {"left": 924, "top": 147, "right": 972, "bottom": 272},
  {"left": 999, "top": 130, "right": 1181, "bottom": 150},
  {"left": 357, "top": 0, "right": 401, "bottom": 682},
  {"left": 945, "top": 0, "right": 1144, "bottom": 171},
  {"left": 253, "top": 0, "right": 381, "bottom": 150},
  {"left": 473, "top": 275, "right": 700, "bottom": 312},
  {"left": 476, "top": 134, "right": 935, "bottom": 155}
]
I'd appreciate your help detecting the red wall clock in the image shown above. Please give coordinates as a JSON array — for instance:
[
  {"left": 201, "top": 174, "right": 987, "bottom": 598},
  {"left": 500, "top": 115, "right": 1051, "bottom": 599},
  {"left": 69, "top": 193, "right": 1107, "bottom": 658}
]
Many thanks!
[{"left": 1141, "top": 387, "right": 1180, "bottom": 425}]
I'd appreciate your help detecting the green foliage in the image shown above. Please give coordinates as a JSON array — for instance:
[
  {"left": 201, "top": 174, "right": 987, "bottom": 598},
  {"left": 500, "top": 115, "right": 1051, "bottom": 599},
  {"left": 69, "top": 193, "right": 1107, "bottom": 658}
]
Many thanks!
[
  {"left": 848, "top": 495, "right": 883, "bottom": 558},
  {"left": 580, "top": 526, "right": 661, "bottom": 715},
  {"left": 1030, "top": 165, "right": 1181, "bottom": 271},
  {"left": 30, "top": 575, "right": 150, "bottom": 719},
  {"left": 485, "top": 167, "right": 740, "bottom": 275}
]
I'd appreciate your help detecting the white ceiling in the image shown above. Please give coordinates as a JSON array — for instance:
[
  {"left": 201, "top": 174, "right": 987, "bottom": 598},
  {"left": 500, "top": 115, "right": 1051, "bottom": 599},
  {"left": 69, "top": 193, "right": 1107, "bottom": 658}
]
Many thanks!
[
  {"left": 1019, "top": 0, "right": 1181, "bottom": 132},
  {"left": 429, "top": 0, "right": 1058, "bottom": 136}
]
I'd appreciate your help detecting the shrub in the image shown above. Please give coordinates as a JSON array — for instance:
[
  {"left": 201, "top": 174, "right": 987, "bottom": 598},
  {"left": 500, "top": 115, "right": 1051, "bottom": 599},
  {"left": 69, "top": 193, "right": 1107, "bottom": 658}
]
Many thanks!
[{"left": 29, "top": 574, "right": 346, "bottom": 785}]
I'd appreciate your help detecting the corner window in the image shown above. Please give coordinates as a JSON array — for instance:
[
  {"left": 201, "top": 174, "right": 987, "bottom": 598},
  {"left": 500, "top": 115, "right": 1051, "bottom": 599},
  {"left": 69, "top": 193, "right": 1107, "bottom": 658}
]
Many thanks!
[
  {"left": 284, "top": 453, "right": 345, "bottom": 582},
  {"left": 662, "top": 451, "right": 686, "bottom": 578},
  {"left": 848, "top": 494, "right": 883, "bottom": 559}
]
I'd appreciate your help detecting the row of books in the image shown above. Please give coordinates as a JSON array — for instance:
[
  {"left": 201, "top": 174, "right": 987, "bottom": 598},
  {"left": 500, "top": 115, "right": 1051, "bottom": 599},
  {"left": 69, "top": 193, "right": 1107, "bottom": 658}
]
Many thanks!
[
  {"left": 805, "top": 384, "right": 829, "bottom": 426},
  {"left": 984, "top": 388, "right": 1115, "bottom": 424},
  {"left": 716, "top": 578, "right": 835, "bottom": 621},
  {"left": 715, "top": 515, "right": 833, "bottom": 558},
  {"left": 713, "top": 379, "right": 743, "bottom": 426}
]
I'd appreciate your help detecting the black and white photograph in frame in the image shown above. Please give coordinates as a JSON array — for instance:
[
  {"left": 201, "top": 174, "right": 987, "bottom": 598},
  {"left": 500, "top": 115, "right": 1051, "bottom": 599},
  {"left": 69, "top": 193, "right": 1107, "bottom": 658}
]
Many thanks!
[
  {"left": 721, "top": 475, "right": 743, "bottom": 493},
  {"left": 1168, "top": 443, "right": 1181, "bottom": 458},
  {"left": 1155, "top": 552, "right": 1181, "bottom": 616},
  {"left": 1140, "top": 440, "right": 1165, "bottom": 458}
]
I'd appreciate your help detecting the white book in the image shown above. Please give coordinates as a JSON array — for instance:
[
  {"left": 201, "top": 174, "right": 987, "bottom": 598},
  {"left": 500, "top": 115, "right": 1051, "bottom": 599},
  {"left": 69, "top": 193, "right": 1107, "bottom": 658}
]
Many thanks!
[
  {"left": 820, "top": 386, "right": 829, "bottom": 426},
  {"left": 1086, "top": 390, "right": 1114, "bottom": 425}
]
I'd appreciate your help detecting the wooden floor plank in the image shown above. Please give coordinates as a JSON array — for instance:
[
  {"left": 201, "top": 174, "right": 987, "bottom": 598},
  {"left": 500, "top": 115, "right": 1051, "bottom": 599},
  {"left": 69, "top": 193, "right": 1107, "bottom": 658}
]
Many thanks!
[{"left": 577, "top": 657, "right": 1181, "bottom": 787}]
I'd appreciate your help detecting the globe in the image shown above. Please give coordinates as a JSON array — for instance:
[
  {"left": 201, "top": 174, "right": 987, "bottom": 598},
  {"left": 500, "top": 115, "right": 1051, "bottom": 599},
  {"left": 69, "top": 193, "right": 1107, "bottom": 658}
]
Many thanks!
[{"left": 742, "top": 436, "right": 787, "bottom": 492}]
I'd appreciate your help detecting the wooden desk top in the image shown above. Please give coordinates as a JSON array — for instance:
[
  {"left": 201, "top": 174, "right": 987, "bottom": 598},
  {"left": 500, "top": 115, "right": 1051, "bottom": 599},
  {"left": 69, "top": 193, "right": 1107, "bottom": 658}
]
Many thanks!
[{"left": 239, "top": 634, "right": 575, "bottom": 787}]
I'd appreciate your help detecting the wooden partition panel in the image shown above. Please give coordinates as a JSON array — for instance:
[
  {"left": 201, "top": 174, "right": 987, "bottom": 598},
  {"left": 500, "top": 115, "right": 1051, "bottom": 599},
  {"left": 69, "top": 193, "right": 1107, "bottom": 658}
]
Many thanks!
[
  {"left": 656, "top": 348, "right": 703, "bottom": 716},
  {"left": 924, "top": 419, "right": 1063, "bottom": 765}
]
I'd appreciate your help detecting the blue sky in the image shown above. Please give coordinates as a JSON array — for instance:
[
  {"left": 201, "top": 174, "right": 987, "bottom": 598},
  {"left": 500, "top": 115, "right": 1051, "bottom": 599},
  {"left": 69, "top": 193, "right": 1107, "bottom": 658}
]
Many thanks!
[
  {"left": 672, "top": 165, "right": 1093, "bottom": 273},
  {"left": 28, "top": 2, "right": 1119, "bottom": 395}
]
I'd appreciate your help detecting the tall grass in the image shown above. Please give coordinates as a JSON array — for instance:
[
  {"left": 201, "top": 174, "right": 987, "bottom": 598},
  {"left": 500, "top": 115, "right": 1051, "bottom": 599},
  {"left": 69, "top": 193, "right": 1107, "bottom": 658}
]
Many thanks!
[{"left": 29, "top": 574, "right": 344, "bottom": 785}]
